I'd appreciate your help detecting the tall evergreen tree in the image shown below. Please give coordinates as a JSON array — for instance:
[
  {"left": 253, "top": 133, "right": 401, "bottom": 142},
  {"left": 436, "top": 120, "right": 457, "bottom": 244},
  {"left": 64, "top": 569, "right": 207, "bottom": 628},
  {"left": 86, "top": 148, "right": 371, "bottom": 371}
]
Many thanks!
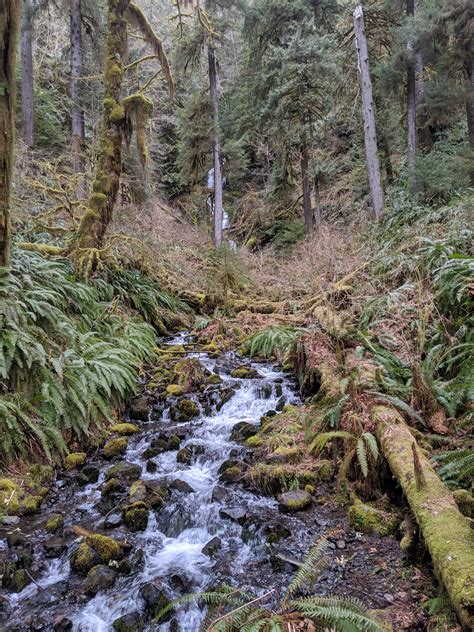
[{"left": 0, "top": 0, "right": 21, "bottom": 267}]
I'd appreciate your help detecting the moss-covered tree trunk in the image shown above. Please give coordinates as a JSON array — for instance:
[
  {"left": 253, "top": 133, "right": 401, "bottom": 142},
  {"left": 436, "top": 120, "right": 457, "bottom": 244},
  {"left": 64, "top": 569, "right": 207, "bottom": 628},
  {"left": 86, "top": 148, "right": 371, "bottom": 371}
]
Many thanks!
[
  {"left": 374, "top": 406, "right": 474, "bottom": 629},
  {"left": 21, "top": 0, "right": 35, "bottom": 148},
  {"left": 70, "top": 0, "right": 85, "bottom": 175},
  {"left": 72, "top": 0, "right": 128, "bottom": 259},
  {"left": 0, "top": 0, "right": 21, "bottom": 267}
]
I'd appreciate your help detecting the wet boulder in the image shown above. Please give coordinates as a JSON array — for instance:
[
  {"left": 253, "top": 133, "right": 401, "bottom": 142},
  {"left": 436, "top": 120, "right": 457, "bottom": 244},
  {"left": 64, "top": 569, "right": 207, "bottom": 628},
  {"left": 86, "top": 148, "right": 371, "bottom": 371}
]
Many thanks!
[
  {"left": 69, "top": 543, "right": 100, "bottom": 574},
  {"left": 129, "top": 480, "right": 169, "bottom": 509},
  {"left": 109, "top": 423, "right": 139, "bottom": 435},
  {"left": 106, "top": 461, "right": 141, "bottom": 482},
  {"left": 103, "top": 513, "right": 122, "bottom": 529},
  {"left": 218, "top": 459, "right": 246, "bottom": 483},
  {"left": 202, "top": 536, "right": 221, "bottom": 557},
  {"left": 129, "top": 395, "right": 149, "bottom": 421},
  {"left": 169, "top": 479, "right": 194, "bottom": 494},
  {"left": 230, "top": 422, "right": 257, "bottom": 443},
  {"left": 140, "top": 582, "right": 173, "bottom": 620},
  {"left": 149, "top": 433, "right": 181, "bottom": 453},
  {"left": 176, "top": 444, "right": 205, "bottom": 465},
  {"left": 146, "top": 460, "right": 157, "bottom": 474},
  {"left": 85, "top": 534, "right": 124, "bottom": 563},
  {"left": 44, "top": 538, "right": 67, "bottom": 559},
  {"left": 211, "top": 485, "right": 232, "bottom": 504},
  {"left": 77, "top": 465, "right": 100, "bottom": 486},
  {"left": 46, "top": 513, "right": 64, "bottom": 533},
  {"left": 173, "top": 357, "right": 210, "bottom": 391},
  {"left": 275, "top": 396, "right": 286, "bottom": 412},
  {"left": 53, "top": 616, "right": 73, "bottom": 631},
  {"left": 216, "top": 389, "right": 236, "bottom": 412},
  {"left": 219, "top": 507, "right": 247, "bottom": 524},
  {"left": 84, "top": 564, "right": 117, "bottom": 596},
  {"left": 171, "top": 398, "right": 199, "bottom": 421},
  {"left": 103, "top": 437, "right": 128, "bottom": 459},
  {"left": 122, "top": 502, "right": 149, "bottom": 532},
  {"left": 277, "top": 490, "right": 312, "bottom": 512},
  {"left": 20, "top": 494, "right": 43, "bottom": 515},
  {"left": 112, "top": 611, "right": 145, "bottom": 632}
]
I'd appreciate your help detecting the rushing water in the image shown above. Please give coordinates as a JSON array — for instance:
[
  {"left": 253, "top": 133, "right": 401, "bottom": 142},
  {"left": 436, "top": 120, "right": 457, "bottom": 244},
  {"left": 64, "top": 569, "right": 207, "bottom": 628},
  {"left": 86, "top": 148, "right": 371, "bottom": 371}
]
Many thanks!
[{"left": 1, "top": 335, "right": 303, "bottom": 631}]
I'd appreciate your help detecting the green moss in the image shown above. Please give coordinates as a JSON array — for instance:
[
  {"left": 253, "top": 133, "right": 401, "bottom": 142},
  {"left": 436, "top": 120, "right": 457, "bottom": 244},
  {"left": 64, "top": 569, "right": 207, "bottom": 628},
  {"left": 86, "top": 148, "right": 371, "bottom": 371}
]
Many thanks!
[
  {"left": 0, "top": 478, "right": 19, "bottom": 492},
  {"left": 10, "top": 569, "right": 31, "bottom": 592},
  {"left": 207, "top": 373, "right": 223, "bottom": 384},
  {"left": 0, "top": 489, "right": 20, "bottom": 515},
  {"left": 103, "top": 437, "right": 128, "bottom": 458},
  {"left": 165, "top": 384, "right": 187, "bottom": 397},
  {"left": 21, "top": 494, "right": 43, "bottom": 515},
  {"left": 84, "top": 564, "right": 117, "bottom": 595},
  {"left": 102, "top": 477, "right": 125, "bottom": 497},
  {"left": 246, "top": 435, "right": 264, "bottom": 448},
  {"left": 86, "top": 534, "right": 124, "bottom": 562},
  {"left": 123, "top": 501, "right": 149, "bottom": 531},
  {"left": 38, "top": 486, "right": 49, "bottom": 498},
  {"left": 26, "top": 464, "right": 54, "bottom": 485},
  {"left": 270, "top": 446, "right": 303, "bottom": 463},
  {"left": 129, "top": 480, "right": 147, "bottom": 503},
  {"left": 110, "top": 103, "right": 125, "bottom": 122},
  {"left": 65, "top": 452, "right": 87, "bottom": 471},
  {"left": 46, "top": 513, "right": 64, "bottom": 533},
  {"left": 109, "top": 423, "right": 139, "bottom": 435},
  {"left": 348, "top": 499, "right": 399, "bottom": 537},
  {"left": 89, "top": 192, "right": 107, "bottom": 211},
  {"left": 176, "top": 398, "right": 199, "bottom": 420},
  {"left": 453, "top": 489, "right": 474, "bottom": 518},
  {"left": 231, "top": 366, "right": 259, "bottom": 379},
  {"left": 70, "top": 543, "right": 99, "bottom": 574}
]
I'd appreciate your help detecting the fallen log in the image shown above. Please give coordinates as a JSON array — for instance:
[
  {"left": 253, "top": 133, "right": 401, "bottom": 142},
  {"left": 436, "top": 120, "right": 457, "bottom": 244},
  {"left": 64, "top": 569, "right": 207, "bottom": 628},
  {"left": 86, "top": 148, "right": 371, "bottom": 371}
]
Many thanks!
[{"left": 373, "top": 405, "right": 474, "bottom": 629}]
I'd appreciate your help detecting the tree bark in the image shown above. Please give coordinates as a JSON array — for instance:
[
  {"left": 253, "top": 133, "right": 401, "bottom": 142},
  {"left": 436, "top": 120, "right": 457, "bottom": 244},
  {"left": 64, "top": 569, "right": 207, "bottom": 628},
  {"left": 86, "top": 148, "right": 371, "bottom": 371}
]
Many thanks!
[
  {"left": 314, "top": 176, "right": 321, "bottom": 227},
  {"left": 70, "top": 0, "right": 85, "bottom": 174},
  {"left": 0, "top": 0, "right": 21, "bottom": 267},
  {"left": 72, "top": 0, "right": 128, "bottom": 262},
  {"left": 466, "top": 58, "right": 474, "bottom": 185},
  {"left": 415, "top": 53, "right": 432, "bottom": 152},
  {"left": 353, "top": 5, "right": 384, "bottom": 219},
  {"left": 300, "top": 140, "right": 313, "bottom": 238},
  {"left": 21, "top": 0, "right": 35, "bottom": 148},
  {"left": 374, "top": 406, "right": 474, "bottom": 630},
  {"left": 208, "top": 44, "right": 223, "bottom": 249},
  {"left": 406, "top": 0, "right": 416, "bottom": 192}
]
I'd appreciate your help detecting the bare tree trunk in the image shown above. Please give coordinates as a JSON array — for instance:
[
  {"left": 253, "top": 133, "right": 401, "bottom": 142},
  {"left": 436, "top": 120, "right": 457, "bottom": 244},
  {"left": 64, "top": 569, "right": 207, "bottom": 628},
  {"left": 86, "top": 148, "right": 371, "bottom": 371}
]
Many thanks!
[
  {"left": 314, "top": 176, "right": 322, "bottom": 227},
  {"left": 406, "top": 0, "right": 416, "bottom": 192},
  {"left": 21, "top": 0, "right": 35, "bottom": 148},
  {"left": 70, "top": 0, "right": 85, "bottom": 175},
  {"left": 353, "top": 4, "right": 384, "bottom": 220},
  {"left": 300, "top": 140, "right": 313, "bottom": 238},
  {"left": 73, "top": 0, "right": 127, "bottom": 260},
  {"left": 0, "top": 0, "right": 21, "bottom": 267},
  {"left": 208, "top": 44, "right": 223, "bottom": 249},
  {"left": 466, "top": 58, "right": 474, "bottom": 185}
]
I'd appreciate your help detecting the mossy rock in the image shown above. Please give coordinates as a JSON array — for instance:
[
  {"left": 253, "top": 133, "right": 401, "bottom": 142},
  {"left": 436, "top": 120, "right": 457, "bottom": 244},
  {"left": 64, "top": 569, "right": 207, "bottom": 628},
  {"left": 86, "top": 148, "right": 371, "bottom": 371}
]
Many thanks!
[
  {"left": 65, "top": 452, "right": 87, "bottom": 471},
  {"left": 112, "top": 611, "right": 145, "bottom": 632},
  {"left": 109, "top": 423, "right": 139, "bottom": 435},
  {"left": 84, "top": 564, "right": 117, "bottom": 595},
  {"left": 21, "top": 495, "right": 43, "bottom": 515},
  {"left": 453, "top": 489, "right": 474, "bottom": 519},
  {"left": 246, "top": 435, "right": 264, "bottom": 448},
  {"left": 9, "top": 569, "right": 31, "bottom": 592},
  {"left": 86, "top": 534, "right": 124, "bottom": 562},
  {"left": 348, "top": 499, "right": 400, "bottom": 537},
  {"left": 219, "top": 466, "right": 242, "bottom": 483},
  {"left": 175, "top": 398, "right": 199, "bottom": 420},
  {"left": 123, "top": 501, "right": 149, "bottom": 531},
  {"left": 26, "top": 464, "right": 54, "bottom": 485},
  {"left": 202, "top": 342, "right": 221, "bottom": 355},
  {"left": 106, "top": 461, "right": 142, "bottom": 482},
  {"left": 165, "top": 384, "right": 187, "bottom": 397},
  {"left": 0, "top": 478, "right": 19, "bottom": 493},
  {"left": 277, "top": 490, "right": 312, "bottom": 512},
  {"left": 315, "top": 459, "right": 333, "bottom": 481},
  {"left": 70, "top": 543, "right": 100, "bottom": 574},
  {"left": 230, "top": 421, "right": 257, "bottom": 443},
  {"left": 38, "top": 486, "right": 49, "bottom": 498},
  {"left": 173, "top": 357, "right": 208, "bottom": 387},
  {"left": 207, "top": 373, "right": 222, "bottom": 385},
  {"left": 0, "top": 488, "right": 21, "bottom": 515},
  {"left": 267, "top": 446, "right": 303, "bottom": 464},
  {"left": 231, "top": 365, "right": 261, "bottom": 379},
  {"left": 177, "top": 444, "right": 205, "bottom": 465},
  {"left": 129, "top": 480, "right": 148, "bottom": 503},
  {"left": 102, "top": 477, "right": 127, "bottom": 497},
  {"left": 103, "top": 437, "right": 128, "bottom": 459},
  {"left": 46, "top": 513, "right": 64, "bottom": 533}
]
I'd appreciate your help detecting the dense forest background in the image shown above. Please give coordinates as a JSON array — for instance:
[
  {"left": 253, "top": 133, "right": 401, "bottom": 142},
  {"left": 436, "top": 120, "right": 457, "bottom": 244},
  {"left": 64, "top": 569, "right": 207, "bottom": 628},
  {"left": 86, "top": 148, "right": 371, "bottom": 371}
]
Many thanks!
[{"left": 0, "top": 0, "right": 473, "bottom": 630}]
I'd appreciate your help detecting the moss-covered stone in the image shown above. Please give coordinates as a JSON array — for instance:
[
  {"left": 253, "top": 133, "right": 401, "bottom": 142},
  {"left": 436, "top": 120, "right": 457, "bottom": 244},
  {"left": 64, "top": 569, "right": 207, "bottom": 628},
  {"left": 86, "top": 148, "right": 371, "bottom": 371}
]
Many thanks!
[
  {"left": 106, "top": 461, "right": 141, "bottom": 482},
  {"left": 267, "top": 446, "right": 303, "bottom": 464},
  {"left": 21, "top": 495, "right": 43, "bottom": 515},
  {"left": 231, "top": 365, "right": 261, "bottom": 379},
  {"left": 84, "top": 564, "right": 117, "bottom": 595},
  {"left": 207, "top": 373, "right": 222, "bottom": 385},
  {"left": 277, "top": 490, "right": 312, "bottom": 511},
  {"left": 9, "top": 569, "right": 31, "bottom": 592},
  {"left": 123, "top": 501, "right": 149, "bottom": 531},
  {"left": 0, "top": 478, "right": 19, "bottom": 492},
  {"left": 102, "top": 477, "right": 126, "bottom": 497},
  {"left": 70, "top": 543, "right": 100, "bottom": 574},
  {"left": 0, "top": 485, "right": 21, "bottom": 515},
  {"left": 219, "top": 466, "right": 242, "bottom": 482},
  {"left": 109, "top": 423, "right": 139, "bottom": 435},
  {"left": 165, "top": 384, "right": 187, "bottom": 397},
  {"left": 175, "top": 398, "right": 199, "bottom": 420},
  {"left": 348, "top": 499, "right": 399, "bottom": 536},
  {"left": 85, "top": 534, "right": 124, "bottom": 562},
  {"left": 112, "top": 611, "right": 145, "bottom": 632},
  {"left": 46, "top": 513, "right": 64, "bottom": 533},
  {"left": 65, "top": 452, "right": 87, "bottom": 471},
  {"left": 246, "top": 435, "right": 264, "bottom": 448},
  {"left": 453, "top": 489, "right": 474, "bottom": 519},
  {"left": 103, "top": 437, "right": 128, "bottom": 459}
]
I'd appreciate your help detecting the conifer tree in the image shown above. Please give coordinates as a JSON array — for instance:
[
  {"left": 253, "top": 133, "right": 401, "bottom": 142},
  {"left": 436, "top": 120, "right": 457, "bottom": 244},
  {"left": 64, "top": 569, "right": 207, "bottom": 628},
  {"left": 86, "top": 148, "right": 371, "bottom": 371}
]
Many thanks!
[{"left": 0, "top": 0, "right": 21, "bottom": 267}]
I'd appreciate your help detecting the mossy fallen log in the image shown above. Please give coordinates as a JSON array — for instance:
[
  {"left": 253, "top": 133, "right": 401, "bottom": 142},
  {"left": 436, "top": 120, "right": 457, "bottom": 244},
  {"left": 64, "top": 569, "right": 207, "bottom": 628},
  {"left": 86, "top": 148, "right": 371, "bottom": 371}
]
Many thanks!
[{"left": 373, "top": 405, "right": 474, "bottom": 629}]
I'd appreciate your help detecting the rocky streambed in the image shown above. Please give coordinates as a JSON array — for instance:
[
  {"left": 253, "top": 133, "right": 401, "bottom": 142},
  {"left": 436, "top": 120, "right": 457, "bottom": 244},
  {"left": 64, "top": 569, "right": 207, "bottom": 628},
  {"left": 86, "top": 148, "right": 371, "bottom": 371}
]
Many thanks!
[{"left": 1, "top": 335, "right": 432, "bottom": 631}]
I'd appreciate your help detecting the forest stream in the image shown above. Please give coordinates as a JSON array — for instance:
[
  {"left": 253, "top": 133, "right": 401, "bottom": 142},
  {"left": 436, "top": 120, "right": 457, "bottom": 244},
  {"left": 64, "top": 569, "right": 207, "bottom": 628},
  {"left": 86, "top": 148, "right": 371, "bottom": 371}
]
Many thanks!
[{"left": 0, "top": 334, "right": 431, "bottom": 631}]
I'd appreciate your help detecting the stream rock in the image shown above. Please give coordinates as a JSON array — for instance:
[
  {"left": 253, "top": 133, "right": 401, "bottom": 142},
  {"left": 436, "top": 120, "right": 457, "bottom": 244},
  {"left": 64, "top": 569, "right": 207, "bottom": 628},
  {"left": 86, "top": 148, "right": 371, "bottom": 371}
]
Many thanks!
[
  {"left": 84, "top": 564, "right": 117, "bottom": 595},
  {"left": 202, "top": 536, "right": 221, "bottom": 556},
  {"left": 106, "top": 461, "right": 141, "bottom": 482},
  {"left": 176, "top": 444, "right": 205, "bottom": 465},
  {"left": 231, "top": 365, "right": 261, "bottom": 379},
  {"left": 170, "top": 479, "right": 194, "bottom": 493},
  {"left": 277, "top": 490, "right": 312, "bottom": 512},
  {"left": 140, "top": 582, "right": 172, "bottom": 619},
  {"left": 103, "top": 513, "right": 122, "bottom": 529},
  {"left": 69, "top": 543, "right": 100, "bottom": 574},
  {"left": 129, "top": 395, "right": 149, "bottom": 421},
  {"left": 77, "top": 465, "right": 100, "bottom": 486},
  {"left": 53, "top": 616, "right": 73, "bottom": 631},
  {"left": 216, "top": 389, "right": 236, "bottom": 411},
  {"left": 123, "top": 501, "right": 149, "bottom": 531},
  {"left": 44, "top": 538, "right": 67, "bottom": 558},
  {"left": 219, "top": 507, "right": 247, "bottom": 524},
  {"left": 112, "top": 611, "right": 145, "bottom": 632},
  {"left": 230, "top": 421, "right": 258, "bottom": 442},
  {"left": 171, "top": 398, "right": 199, "bottom": 421}
]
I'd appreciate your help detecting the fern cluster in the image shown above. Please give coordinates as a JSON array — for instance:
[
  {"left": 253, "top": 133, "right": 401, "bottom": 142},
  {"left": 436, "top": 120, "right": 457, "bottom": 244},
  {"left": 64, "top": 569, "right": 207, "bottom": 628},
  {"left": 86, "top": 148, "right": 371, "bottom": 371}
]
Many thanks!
[
  {"left": 0, "top": 250, "right": 160, "bottom": 464},
  {"left": 245, "top": 326, "right": 303, "bottom": 362}
]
